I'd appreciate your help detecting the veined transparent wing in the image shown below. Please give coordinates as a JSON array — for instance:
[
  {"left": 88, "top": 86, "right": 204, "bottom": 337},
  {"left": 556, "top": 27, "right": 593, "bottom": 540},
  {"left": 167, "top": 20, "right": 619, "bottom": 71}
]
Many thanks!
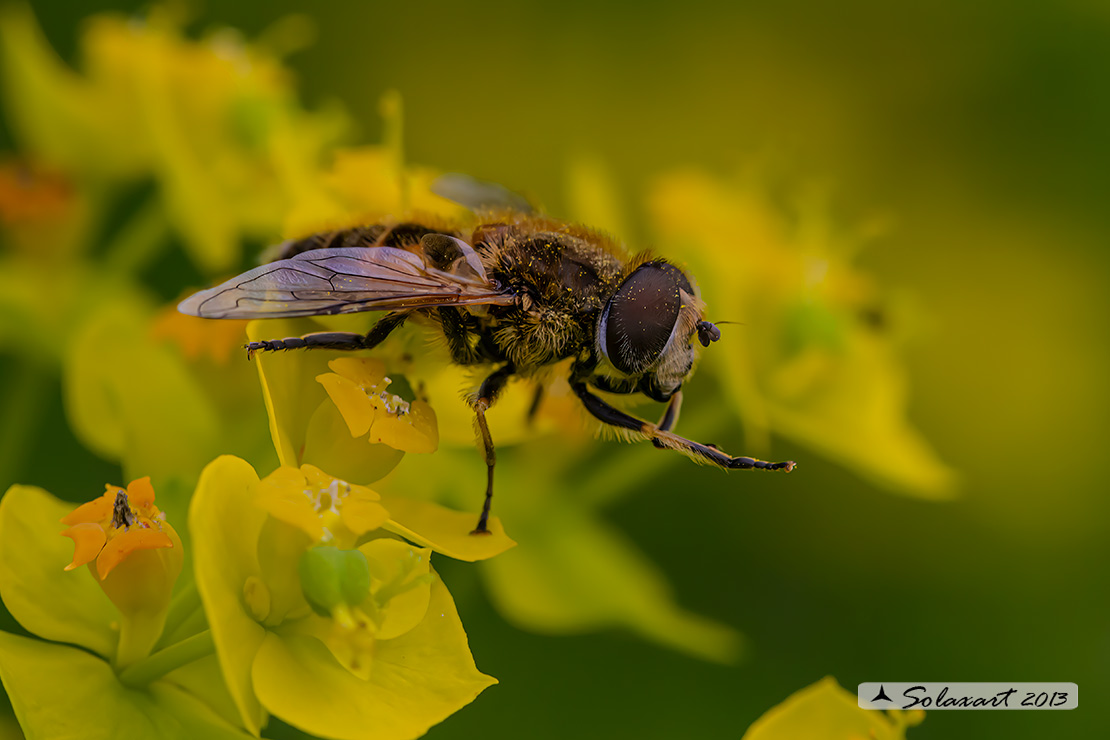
[{"left": 178, "top": 246, "right": 516, "bottom": 319}]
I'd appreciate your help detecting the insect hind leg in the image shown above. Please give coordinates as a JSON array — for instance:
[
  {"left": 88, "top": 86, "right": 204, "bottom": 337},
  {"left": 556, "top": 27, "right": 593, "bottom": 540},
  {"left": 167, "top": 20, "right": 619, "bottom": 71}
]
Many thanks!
[{"left": 245, "top": 312, "right": 407, "bottom": 357}]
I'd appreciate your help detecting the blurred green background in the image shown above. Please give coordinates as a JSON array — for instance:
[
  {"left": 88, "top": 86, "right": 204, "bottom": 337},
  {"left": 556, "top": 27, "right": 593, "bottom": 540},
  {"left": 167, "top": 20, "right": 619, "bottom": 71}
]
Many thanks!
[{"left": 4, "top": 1, "right": 1108, "bottom": 738}]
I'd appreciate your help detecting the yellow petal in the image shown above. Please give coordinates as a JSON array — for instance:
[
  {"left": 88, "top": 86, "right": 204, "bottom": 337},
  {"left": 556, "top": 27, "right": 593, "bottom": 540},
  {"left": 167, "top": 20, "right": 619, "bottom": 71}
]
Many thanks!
[
  {"left": 60, "top": 522, "right": 106, "bottom": 571},
  {"left": 328, "top": 356, "right": 387, "bottom": 387},
  {"left": 340, "top": 495, "right": 390, "bottom": 535},
  {"left": 369, "top": 400, "right": 438, "bottom": 454},
  {"left": 302, "top": 399, "right": 405, "bottom": 486},
  {"left": 0, "top": 632, "right": 256, "bottom": 740},
  {"left": 379, "top": 494, "right": 515, "bottom": 562},
  {"left": 0, "top": 485, "right": 118, "bottom": 657},
  {"left": 189, "top": 456, "right": 270, "bottom": 735},
  {"left": 316, "top": 371, "right": 376, "bottom": 437},
  {"left": 250, "top": 318, "right": 338, "bottom": 468},
  {"left": 251, "top": 578, "right": 495, "bottom": 740},
  {"left": 255, "top": 466, "right": 326, "bottom": 541}
]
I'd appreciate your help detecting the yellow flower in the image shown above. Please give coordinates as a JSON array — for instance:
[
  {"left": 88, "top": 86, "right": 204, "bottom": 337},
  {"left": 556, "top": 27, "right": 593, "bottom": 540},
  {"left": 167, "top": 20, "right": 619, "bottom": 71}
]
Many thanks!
[
  {"left": 190, "top": 455, "right": 510, "bottom": 739},
  {"left": 317, "top": 357, "right": 439, "bottom": 454},
  {"left": 255, "top": 464, "right": 389, "bottom": 548}
]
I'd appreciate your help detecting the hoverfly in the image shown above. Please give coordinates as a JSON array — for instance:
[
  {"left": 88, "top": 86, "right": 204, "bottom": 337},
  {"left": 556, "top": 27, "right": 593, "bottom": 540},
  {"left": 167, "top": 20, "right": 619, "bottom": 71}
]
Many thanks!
[{"left": 178, "top": 179, "right": 795, "bottom": 534}]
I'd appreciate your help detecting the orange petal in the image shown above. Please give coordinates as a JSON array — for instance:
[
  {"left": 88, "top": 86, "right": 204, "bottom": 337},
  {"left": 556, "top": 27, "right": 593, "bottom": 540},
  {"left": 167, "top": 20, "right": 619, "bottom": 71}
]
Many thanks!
[
  {"left": 126, "top": 477, "right": 155, "bottom": 507},
  {"left": 60, "top": 492, "right": 114, "bottom": 526},
  {"left": 96, "top": 527, "right": 173, "bottom": 579},
  {"left": 60, "top": 523, "right": 107, "bottom": 571}
]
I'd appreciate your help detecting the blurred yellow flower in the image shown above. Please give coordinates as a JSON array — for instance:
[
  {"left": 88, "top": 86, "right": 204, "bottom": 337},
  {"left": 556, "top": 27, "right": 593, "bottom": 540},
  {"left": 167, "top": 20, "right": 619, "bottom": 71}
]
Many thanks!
[
  {"left": 64, "top": 299, "right": 276, "bottom": 525},
  {"left": 0, "top": 3, "right": 347, "bottom": 273},
  {"left": 376, "top": 439, "right": 744, "bottom": 663},
  {"left": 648, "top": 170, "right": 956, "bottom": 497},
  {"left": 743, "top": 677, "right": 924, "bottom": 739},
  {"left": 281, "top": 92, "right": 467, "bottom": 238}
]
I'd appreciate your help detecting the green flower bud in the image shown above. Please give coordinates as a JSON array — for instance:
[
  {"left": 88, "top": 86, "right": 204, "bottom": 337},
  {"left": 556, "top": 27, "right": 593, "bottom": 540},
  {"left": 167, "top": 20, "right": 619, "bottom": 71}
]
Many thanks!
[{"left": 298, "top": 546, "right": 370, "bottom": 616}]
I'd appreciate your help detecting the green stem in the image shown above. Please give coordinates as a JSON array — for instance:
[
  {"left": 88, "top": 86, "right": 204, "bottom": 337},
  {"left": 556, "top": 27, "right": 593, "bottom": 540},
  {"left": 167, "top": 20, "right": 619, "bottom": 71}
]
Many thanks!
[
  {"left": 117, "top": 630, "right": 215, "bottom": 688},
  {"left": 103, "top": 196, "right": 170, "bottom": 276},
  {"left": 0, "top": 358, "right": 49, "bottom": 487},
  {"left": 161, "top": 601, "right": 210, "bottom": 647},
  {"left": 156, "top": 580, "right": 203, "bottom": 649}
]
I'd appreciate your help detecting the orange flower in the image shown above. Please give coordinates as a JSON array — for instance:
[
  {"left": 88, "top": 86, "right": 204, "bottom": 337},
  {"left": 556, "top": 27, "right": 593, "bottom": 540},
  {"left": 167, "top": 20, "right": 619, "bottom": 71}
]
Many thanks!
[
  {"left": 149, "top": 303, "right": 250, "bottom": 364},
  {"left": 60, "top": 477, "right": 177, "bottom": 580}
]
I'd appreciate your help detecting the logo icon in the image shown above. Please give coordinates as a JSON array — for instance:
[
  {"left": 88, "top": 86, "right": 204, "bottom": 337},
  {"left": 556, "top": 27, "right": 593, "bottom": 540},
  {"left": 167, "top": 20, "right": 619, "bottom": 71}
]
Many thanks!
[{"left": 871, "top": 685, "right": 893, "bottom": 703}]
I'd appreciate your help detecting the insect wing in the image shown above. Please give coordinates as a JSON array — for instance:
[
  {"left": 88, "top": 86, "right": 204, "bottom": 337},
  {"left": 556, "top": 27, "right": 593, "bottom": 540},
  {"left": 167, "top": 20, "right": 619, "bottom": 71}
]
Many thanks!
[
  {"left": 178, "top": 246, "right": 515, "bottom": 319},
  {"left": 432, "top": 173, "right": 534, "bottom": 214}
]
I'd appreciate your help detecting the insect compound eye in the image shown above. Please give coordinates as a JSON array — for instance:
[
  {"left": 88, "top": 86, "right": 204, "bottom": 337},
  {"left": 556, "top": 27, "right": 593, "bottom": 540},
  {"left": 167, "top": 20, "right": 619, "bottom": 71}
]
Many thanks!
[{"left": 599, "top": 262, "right": 691, "bottom": 375}]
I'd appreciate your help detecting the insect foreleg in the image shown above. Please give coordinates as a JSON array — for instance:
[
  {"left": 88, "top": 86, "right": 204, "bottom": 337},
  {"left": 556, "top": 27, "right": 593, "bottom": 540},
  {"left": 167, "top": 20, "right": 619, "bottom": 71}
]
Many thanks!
[
  {"left": 470, "top": 363, "right": 516, "bottom": 535},
  {"left": 657, "top": 390, "right": 682, "bottom": 432},
  {"left": 571, "top": 383, "right": 796, "bottom": 472},
  {"left": 651, "top": 390, "right": 684, "bottom": 449},
  {"left": 246, "top": 312, "right": 407, "bottom": 356}
]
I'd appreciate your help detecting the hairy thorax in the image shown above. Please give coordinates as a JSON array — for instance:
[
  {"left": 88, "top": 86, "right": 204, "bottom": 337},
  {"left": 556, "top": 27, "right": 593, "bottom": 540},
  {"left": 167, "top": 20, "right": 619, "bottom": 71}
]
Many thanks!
[{"left": 474, "top": 220, "right": 625, "bottom": 369}]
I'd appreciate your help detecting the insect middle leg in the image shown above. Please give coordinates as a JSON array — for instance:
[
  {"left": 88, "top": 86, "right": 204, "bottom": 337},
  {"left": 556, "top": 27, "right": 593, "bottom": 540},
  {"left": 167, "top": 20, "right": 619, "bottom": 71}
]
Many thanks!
[
  {"left": 246, "top": 311, "right": 407, "bottom": 356},
  {"left": 571, "top": 382, "right": 795, "bottom": 471},
  {"left": 471, "top": 363, "right": 516, "bottom": 535}
]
